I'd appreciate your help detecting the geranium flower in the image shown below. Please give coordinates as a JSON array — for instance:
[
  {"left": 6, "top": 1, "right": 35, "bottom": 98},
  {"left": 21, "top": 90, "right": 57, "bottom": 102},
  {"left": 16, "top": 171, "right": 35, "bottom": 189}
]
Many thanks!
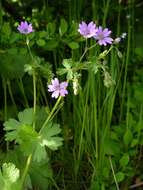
[
  {"left": 17, "top": 21, "right": 34, "bottom": 34},
  {"left": 78, "top": 21, "right": 97, "bottom": 38},
  {"left": 48, "top": 78, "right": 68, "bottom": 99},
  {"left": 94, "top": 26, "right": 113, "bottom": 46}
]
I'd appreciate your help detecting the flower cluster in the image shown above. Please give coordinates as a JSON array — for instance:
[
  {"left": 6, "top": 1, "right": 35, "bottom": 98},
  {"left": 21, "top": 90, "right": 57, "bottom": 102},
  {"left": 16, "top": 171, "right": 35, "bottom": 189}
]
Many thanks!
[{"left": 78, "top": 21, "right": 113, "bottom": 46}]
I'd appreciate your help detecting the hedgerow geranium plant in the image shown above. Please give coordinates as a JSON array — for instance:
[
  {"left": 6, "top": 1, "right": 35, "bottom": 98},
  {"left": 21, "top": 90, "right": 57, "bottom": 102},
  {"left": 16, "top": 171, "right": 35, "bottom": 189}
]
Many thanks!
[{"left": 0, "top": 18, "right": 126, "bottom": 190}]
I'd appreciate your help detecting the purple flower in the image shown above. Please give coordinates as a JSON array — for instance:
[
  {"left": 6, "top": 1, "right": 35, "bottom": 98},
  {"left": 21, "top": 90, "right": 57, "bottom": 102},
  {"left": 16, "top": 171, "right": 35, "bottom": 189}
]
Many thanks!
[
  {"left": 94, "top": 26, "right": 113, "bottom": 46},
  {"left": 17, "top": 21, "right": 34, "bottom": 34},
  {"left": 48, "top": 78, "right": 68, "bottom": 99},
  {"left": 78, "top": 21, "right": 97, "bottom": 38}
]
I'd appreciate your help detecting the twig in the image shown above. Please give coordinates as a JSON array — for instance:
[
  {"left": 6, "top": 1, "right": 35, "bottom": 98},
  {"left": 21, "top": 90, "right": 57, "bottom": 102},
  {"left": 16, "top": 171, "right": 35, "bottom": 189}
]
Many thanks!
[{"left": 130, "top": 182, "right": 143, "bottom": 189}]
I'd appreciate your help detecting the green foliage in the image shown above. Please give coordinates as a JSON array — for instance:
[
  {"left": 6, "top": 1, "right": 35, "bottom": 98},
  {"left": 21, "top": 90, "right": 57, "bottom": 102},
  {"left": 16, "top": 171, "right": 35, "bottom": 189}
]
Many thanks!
[
  {"left": 40, "top": 122, "right": 63, "bottom": 150},
  {"left": 68, "top": 42, "right": 79, "bottom": 49},
  {"left": 1, "top": 22, "right": 11, "bottom": 41},
  {"left": 119, "top": 154, "right": 129, "bottom": 168},
  {"left": 0, "top": 48, "right": 31, "bottom": 79},
  {"left": 30, "top": 161, "right": 53, "bottom": 190},
  {"left": 4, "top": 108, "right": 63, "bottom": 162},
  {"left": 59, "top": 18, "right": 68, "bottom": 36},
  {"left": 123, "top": 129, "right": 133, "bottom": 146},
  {"left": 18, "top": 108, "right": 34, "bottom": 125},
  {"left": 104, "top": 138, "right": 120, "bottom": 156},
  {"left": 0, "top": 163, "right": 21, "bottom": 190},
  {"left": 47, "top": 22, "right": 56, "bottom": 37},
  {"left": 115, "top": 172, "right": 125, "bottom": 183}
]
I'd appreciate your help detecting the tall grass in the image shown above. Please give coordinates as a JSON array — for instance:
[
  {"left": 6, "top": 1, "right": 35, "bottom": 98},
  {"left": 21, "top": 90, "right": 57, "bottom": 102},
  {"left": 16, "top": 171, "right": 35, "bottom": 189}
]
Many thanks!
[{"left": 54, "top": 0, "right": 134, "bottom": 189}]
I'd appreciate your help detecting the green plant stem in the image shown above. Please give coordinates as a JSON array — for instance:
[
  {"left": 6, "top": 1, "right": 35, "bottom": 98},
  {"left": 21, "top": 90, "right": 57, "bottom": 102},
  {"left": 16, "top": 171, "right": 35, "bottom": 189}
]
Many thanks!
[
  {"left": 18, "top": 78, "right": 29, "bottom": 108},
  {"left": 102, "top": 0, "right": 111, "bottom": 27},
  {"left": 79, "top": 42, "right": 97, "bottom": 63},
  {"left": 33, "top": 71, "right": 36, "bottom": 129},
  {"left": 119, "top": 24, "right": 131, "bottom": 121},
  {"left": 109, "top": 156, "right": 120, "bottom": 190},
  {"left": 40, "top": 96, "right": 62, "bottom": 133},
  {"left": 21, "top": 37, "right": 37, "bottom": 186},
  {"left": 7, "top": 80, "right": 18, "bottom": 113},
  {"left": 39, "top": 77, "right": 49, "bottom": 109},
  {"left": 92, "top": 78, "right": 98, "bottom": 160},
  {"left": 78, "top": 85, "right": 89, "bottom": 161},
  {"left": 21, "top": 154, "right": 32, "bottom": 188},
  {"left": 26, "top": 37, "right": 36, "bottom": 129}
]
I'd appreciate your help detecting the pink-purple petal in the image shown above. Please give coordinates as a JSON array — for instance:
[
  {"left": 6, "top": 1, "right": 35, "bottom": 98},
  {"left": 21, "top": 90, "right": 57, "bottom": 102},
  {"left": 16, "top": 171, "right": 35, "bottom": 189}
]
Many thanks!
[{"left": 52, "top": 90, "right": 60, "bottom": 99}]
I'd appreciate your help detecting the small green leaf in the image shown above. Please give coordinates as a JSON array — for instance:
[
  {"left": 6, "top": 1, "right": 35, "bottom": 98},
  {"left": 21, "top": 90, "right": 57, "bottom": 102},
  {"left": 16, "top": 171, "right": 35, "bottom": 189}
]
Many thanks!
[
  {"left": 40, "top": 122, "right": 63, "bottom": 150},
  {"left": 36, "top": 39, "right": 46, "bottom": 46},
  {"left": 59, "top": 18, "right": 68, "bottom": 36},
  {"left": 62, "top": 59, "right": 72, "bottom": 69},
  {"left": 68, "top": 42, "right": 79, "bottom": 49},
  {"left": 123, "top": 129, "right": 133, "bottom": 146},
  {"left": 57, "top": 68, "right": 67, "bottom": 76},
  {"left": 47, "top": 22, "right": 56, "bottom": 36},
  {"left": 39, "top": 31, "right": 47, "bottom": 38},
  {"left": 119, "top": 154, "right": 129, "bottom": 167},
  {"left": 115, "top": 172, "right": 125, "bottom": 182},
  {"left": 18, "top": 108, "right": 34, "bottom": 125},
  {"left": 104, "top": 139, "right": 120, "bottom": 156},
  {"left": 4, "top": 119, "right": 20, "bottom": 142},
  {"left": 131, "top": 139, "right": 138, "bottom": 147}
]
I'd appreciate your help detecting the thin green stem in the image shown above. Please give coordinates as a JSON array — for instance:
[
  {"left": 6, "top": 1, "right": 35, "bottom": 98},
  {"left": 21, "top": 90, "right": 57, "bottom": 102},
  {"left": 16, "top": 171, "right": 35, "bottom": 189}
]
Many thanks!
[
  {"left": 26, "top": 37, "right": 37, "bottom": 129},
  {"left": 93, "top": 82, "right": 98, "bottom": 160},
  {"left": 7, "top": 80, "right": 18, "bottom": 113},
  {"left": 33, "top": 71, "right": 36, "bottom": 129},
  {"left": 21, "top": 154, "right": 32, "bottom": 187},
  {"left": 109, "top": 156, "right": 120, "bottom": 190},
  {"left": 18, "top": 78, "right": 29, "bottom": 108},
  {"left": 78, "top": 84, "right": 89, "bottom": 161},
  {"left": 102, "top": 0, "right": 111, "bottom": 27},
  {"left": 39, "top": 77, "right": 49, "bottom": 109},
  {"left": 119, "top": 24, "right": 131, "bottom": 121},
  {"left": 21, "top": 37, "right": 37, "bottom": 186},
  {"left": 26, "top": 37, "right": 34, "bottom": 60},
  {"left": 79, "top": 41, "right": 97, "bottom": 63},
  {"left": 40, "top": 96, "right": 62, "bottom": 133}
]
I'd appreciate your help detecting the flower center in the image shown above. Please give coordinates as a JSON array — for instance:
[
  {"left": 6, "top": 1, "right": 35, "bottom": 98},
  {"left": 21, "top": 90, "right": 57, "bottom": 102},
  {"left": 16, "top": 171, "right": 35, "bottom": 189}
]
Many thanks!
[
  {"left": 98, "top": 32, "right": 104, "bottom": 40},
  {"left": 23, "top": 28, "right": 28, "bottom": 33},
  {"left": 55, "top": 84, "right": 60, "bottom": 91}
]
